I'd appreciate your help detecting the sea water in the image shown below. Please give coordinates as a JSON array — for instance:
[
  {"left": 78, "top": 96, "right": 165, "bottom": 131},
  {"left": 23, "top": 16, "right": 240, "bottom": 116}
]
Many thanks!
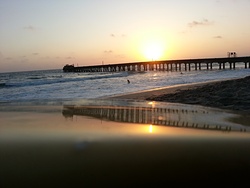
[{"left": 0, "top": 66, "right": 250, "bottom": 102}]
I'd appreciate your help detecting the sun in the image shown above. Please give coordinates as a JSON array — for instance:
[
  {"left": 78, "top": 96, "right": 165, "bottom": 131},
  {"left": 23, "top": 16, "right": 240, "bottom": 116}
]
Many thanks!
[{"left": 143, "top": 41, "right": 164, "bottom": 61}]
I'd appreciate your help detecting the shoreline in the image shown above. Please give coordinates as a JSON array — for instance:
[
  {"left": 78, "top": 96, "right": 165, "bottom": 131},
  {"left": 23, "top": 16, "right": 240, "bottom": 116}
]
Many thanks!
[
  {"left": 104, "top": 76, "right": 250, "bottom": 113},
  {"left": 103, "top": 78, "right": 233, "bottom": 100}
]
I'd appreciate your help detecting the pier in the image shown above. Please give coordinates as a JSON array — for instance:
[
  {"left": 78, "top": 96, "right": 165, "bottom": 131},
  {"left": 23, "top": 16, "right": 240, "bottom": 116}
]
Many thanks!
[{"left": 63, "top": 56, "right": 250, "bottom": 72}]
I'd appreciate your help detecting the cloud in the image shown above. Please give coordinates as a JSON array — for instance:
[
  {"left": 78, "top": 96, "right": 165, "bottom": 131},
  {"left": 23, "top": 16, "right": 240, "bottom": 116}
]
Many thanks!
[
  {"left": 188, "top": 19, "right": 214, "bottom": 28},
  {"left": 66, "top": 56, "right": 74, "bottom": 59},
  {"left": 32, "top": 53, "right": 39, "bottom": 56},
  {"left": 104, "top": 50, "right": 113, "bottom": 53},
  {"left": 110, "top": 33, "right": 127, "bottom": 38},
  {"left": 116, "top": 54, "right": 126, "bottom": 59},
  {"left": 213, "top": 35, "right": 222, "bottom": 39},
  {"left": 23, "top": 25, "right": 36, "bottom": 31}
]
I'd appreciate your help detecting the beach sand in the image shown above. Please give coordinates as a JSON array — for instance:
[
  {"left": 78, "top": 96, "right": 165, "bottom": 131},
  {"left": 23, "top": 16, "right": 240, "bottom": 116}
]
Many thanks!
[{"left": 107, "top": 76, "right": 250, "bottom": 113}]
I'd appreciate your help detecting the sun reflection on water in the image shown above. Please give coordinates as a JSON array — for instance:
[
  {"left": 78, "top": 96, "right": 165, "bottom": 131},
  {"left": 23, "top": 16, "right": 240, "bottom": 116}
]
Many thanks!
[
  {"left": 148, "top": 101, "right": 155, "bottom": 108},
  {"left": 149, "top": 125, "right": 153, "bottom": 133}
]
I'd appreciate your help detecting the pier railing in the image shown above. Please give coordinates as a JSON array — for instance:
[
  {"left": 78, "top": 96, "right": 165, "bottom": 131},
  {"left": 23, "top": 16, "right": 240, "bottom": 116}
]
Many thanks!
[{"left": 63, "top": 56, "right": 250, "bottom": 72}]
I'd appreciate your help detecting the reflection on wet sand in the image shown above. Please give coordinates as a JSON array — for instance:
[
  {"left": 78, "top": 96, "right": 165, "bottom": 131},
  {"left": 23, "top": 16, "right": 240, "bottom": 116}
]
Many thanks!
[
  {"left": 62, "top": 102, "right": 249, "bottom": 132},
  {"left": 1, "top": 100, "right": 250, "bottom": 186}
]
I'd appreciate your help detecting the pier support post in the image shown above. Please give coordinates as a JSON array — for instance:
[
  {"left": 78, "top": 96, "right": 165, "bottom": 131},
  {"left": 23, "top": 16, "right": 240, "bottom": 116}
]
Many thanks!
[
  {"left": 195, "top": 63, "right": 197, "bottom": 70},
  {"left": 132, "top": 65, "right": 136, "bottom": 71},
  {"left": 161, "top": 63, "right": 164, "bottom": 71}
]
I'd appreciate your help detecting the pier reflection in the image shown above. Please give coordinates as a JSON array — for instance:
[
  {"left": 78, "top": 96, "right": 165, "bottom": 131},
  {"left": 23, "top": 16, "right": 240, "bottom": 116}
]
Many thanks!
[{"left": 62, "top": 102, "right": 249, "bottom": 132}]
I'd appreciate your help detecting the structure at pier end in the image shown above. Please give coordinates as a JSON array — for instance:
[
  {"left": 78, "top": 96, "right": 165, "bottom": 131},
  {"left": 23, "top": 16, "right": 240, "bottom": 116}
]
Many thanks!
[{"left": 63, "top": 64, "right": 75, "bottom": 72}]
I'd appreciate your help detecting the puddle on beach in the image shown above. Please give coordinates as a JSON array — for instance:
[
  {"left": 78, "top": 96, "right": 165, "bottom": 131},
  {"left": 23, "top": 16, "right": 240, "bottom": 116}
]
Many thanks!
[{"left": 0, "top": 99, "right": 250, "bottom": 186}]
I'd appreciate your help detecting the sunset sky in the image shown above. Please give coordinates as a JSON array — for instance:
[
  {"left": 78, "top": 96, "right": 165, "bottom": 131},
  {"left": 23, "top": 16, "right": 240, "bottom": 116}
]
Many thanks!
[{"left": 1, "top": 0, "right": 250, "bottom": 72}]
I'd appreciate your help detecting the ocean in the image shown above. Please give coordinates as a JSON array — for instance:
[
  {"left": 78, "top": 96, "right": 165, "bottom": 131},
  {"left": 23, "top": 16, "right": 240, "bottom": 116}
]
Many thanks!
[{"left": 1, "top": 66, "right": 250, "bottom": 102}]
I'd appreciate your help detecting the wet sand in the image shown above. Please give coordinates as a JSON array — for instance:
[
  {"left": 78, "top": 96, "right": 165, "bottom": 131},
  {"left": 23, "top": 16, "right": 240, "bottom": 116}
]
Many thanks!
[
  {"left": 107, "top": 76, "right": 250, "bottom": 113},
  {"left": 1, "top": 104, "right": 250, "bottom": 186}
]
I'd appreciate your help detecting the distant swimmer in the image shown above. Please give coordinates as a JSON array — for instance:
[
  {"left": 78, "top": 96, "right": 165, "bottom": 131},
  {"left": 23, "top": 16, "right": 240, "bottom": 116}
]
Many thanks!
[{"left": 127, "top": 79, "right": 130, "bottom": 84}]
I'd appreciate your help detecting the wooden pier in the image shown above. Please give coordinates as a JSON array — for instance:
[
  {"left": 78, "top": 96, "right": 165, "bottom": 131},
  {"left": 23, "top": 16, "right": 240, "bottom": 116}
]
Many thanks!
[{"left": 63, "top": 56, "right": 250, "bottom": 72}]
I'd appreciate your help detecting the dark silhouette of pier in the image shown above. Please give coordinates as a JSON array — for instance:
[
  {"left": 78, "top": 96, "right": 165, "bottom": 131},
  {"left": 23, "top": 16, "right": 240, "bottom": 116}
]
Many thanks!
[{"left": 63, "top": 56, "right": 250, "bottom": 72}]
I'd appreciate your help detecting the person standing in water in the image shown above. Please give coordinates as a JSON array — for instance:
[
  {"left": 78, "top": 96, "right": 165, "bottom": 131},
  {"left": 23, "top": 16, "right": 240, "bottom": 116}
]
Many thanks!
[{"left": 127, "top": 79, "right": 130, "bottom": 84}]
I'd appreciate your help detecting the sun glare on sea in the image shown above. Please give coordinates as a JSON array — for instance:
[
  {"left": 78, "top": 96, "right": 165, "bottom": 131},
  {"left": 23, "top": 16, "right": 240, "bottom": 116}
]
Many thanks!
[{"left": 143, "top": 41, "right": 164, "bottom": 61}]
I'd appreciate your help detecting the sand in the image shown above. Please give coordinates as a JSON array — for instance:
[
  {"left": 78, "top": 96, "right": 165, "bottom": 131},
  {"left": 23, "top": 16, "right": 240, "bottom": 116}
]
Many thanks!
[{"left": 107, "top": 76, "right": 250, "bottom": 113}]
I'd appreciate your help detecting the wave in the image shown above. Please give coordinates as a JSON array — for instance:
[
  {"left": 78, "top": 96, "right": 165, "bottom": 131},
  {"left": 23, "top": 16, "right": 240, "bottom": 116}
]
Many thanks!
[
  {"left": 2, "top": 71, "right": 131, "bottom": 88},
  {"left": 127, "top": 70, "right": 147, "bottom": 74},
  {"left": 0, "top": 83, "right": 7, "bottom": 88},
  {"left": 27, "top": 76, "right": 47, "bottom": 80}
]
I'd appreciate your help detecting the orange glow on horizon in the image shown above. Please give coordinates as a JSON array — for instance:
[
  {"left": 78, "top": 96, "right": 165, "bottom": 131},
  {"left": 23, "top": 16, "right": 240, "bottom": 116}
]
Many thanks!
[
  {"left": 131, "top": 32, "right": 170, "bottom": 62},
  {"left": 143, "top": 41, "right": 164, "bottom": 61},
  {"left": 141, "top": 39, "right": 167, "bottom": 61}
]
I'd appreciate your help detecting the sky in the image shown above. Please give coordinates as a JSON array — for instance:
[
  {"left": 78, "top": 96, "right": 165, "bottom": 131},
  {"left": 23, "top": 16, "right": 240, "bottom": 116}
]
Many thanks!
[{"left": 1, "top": 0, "right": 250, "bottom": 72}]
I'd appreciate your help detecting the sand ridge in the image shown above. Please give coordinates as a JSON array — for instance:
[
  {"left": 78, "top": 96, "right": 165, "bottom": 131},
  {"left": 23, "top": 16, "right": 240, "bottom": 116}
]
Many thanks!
[
  {"left": 147, "top": 76, "right": 250, "bottom": 112},
  {"left": 107, "top": 76, "right": 250, "bottom": 113}
]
